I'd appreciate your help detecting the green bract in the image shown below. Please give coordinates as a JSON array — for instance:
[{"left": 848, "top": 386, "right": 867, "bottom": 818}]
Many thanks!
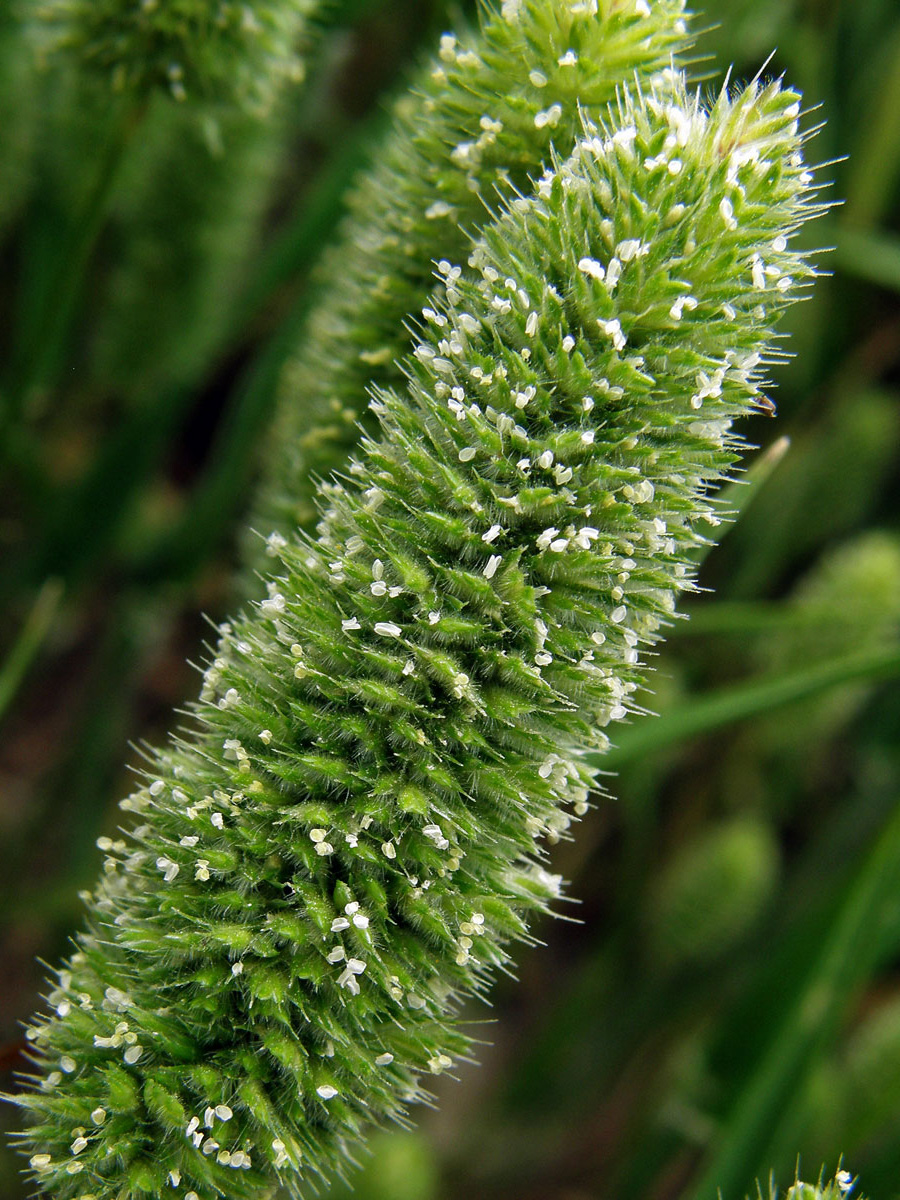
[
  {"left": 246, "top": 0, "right": 694, "bottom": 555},
  {"left": 15, "top": 73, "right": 818, "bottom": 1200},
  {"left": 36, "top": 0, "right": 318, "bottom": 110}
]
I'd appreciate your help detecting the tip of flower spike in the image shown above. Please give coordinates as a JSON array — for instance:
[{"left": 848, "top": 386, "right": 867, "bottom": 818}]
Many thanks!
[
  {"left": 568, "top": 67, "right": 824, "bottom": 271},
  {"left": 767, "top": 1168, "right": 861, "bottom": 1200}
]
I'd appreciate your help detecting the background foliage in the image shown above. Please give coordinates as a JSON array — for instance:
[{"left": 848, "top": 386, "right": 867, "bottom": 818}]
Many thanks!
[{"left": 1, "top": 0, "right": 899, "bottom": 1198}]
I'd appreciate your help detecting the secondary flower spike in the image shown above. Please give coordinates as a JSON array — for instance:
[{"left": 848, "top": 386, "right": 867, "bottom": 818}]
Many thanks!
[
  {"left": 14, "top": 75, "right": 820, "bottom": 1200},
  {"left": 246, "top": 0, "right": 694, "bottom": 559},
  {"left": 37, "top": 0, "right": 319, "bottom": 110}
]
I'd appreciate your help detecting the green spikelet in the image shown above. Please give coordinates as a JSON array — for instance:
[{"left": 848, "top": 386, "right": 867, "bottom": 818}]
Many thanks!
[
  {"left": 36, "top": 0, "right": 319, "bottom": 110},
  {"left": 13, "top": 74, "right": 819, "bottom": 1199},
  {"left": 245, "top": 0, "right": 695, "bottom": 555}
]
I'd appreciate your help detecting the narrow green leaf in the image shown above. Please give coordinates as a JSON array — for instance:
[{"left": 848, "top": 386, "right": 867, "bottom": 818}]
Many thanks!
[
  {"left": 0, "top": 579, "right": 63, "bottom": 728},
  {"left": 843, "top": 20, "right": 900, "bottom": 228},
  {"left": 595, "top": 644, "right": 900, "bottom": 769}
]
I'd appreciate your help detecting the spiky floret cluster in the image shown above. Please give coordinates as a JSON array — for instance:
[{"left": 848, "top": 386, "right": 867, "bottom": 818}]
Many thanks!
[
  {"left": 14, "top": 74, "right": 819, "bottom": 1200},
  {"left": 763, "top": 1171, "right": 858, "bottom": 1200},
  {"left": 35, "top": 0, "right": 318, "bottom": 110},
  {"left": 246, "top": 0, "right": 695, "bottom": 553}
]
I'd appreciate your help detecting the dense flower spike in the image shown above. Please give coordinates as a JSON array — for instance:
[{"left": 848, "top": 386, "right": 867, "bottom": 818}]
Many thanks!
[
  {"left": 246, "top": 0, "right": 694, "bottom": 557},
  {"left": 36, "top": 0, "right": 319, "bottom": 110},
  {"left": 14, "top": 75, "right": 819, "bottom": 1200}
]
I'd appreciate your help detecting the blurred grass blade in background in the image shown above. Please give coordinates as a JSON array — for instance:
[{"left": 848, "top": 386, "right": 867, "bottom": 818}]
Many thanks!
[
  {"left": 0, "top": 579, "right": 62, "bottom": 728},
  {"left": 599, "top": 644, "right": 900, "bottom": 770}
]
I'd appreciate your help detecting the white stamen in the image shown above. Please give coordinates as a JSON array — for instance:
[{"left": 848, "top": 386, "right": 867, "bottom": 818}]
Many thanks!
[
  {"left": 534, "top": 104, "right": 562, "bottom": 129},
  {"left": 600, "top": 318, "right": 626, "bottom": 351},
  {"left": 578, "top": 256, "right": 605, "bottom": 281},
  {"left": 156, "top": 857, "right": 179, "bottom": 882},
  {"left": 616, "top": 239, "right": 646, "bottom": 262},
  {"left": 260, "top": 594, "right": 286, "bottom": 617}
]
